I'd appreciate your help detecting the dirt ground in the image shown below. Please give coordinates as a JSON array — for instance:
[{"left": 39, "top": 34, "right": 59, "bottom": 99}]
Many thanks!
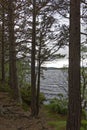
[{"left": 0, "top": 92, "right": 55, "bottom": 130}]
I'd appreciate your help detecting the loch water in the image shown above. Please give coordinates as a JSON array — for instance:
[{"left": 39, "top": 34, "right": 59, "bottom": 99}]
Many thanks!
[{"left": 40, "top": 68, "right": 68, "bottom": 100}]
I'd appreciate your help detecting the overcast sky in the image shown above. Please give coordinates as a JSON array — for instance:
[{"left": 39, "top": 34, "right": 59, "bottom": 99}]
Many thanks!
[
  {"left": 42, "top": 46, "right": 69, "bottom": 68},
  {"left": 44, "top": 13, "right": 69, "bottom": 68},
  {"left": 43, "top": 8, "right": 87, "bottom": 68}
]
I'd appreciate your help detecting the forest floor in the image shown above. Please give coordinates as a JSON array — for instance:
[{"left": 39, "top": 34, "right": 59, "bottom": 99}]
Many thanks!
[{"left": 0, "top": 91, "right": 58, "bottom": 130}]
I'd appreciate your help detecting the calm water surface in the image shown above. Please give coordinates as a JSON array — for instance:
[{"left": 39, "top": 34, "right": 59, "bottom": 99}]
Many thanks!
[{"left": 40, "top": 69, "right": 68, "bottom": 100}]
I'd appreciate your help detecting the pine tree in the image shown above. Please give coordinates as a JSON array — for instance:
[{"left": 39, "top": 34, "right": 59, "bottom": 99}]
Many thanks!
[
  {"left": 8, "top": 0, "right": 20, "bottom": 102},
  {"left": 67, "top": 0, "right": 81, "bottom": 129}
]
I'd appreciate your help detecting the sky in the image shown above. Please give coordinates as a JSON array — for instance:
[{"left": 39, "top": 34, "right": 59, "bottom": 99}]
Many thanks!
[
  {"left": 43, "top": 46, "right": 69, "bottom": 68},
  {"left": 43, "top": 8, "right": 87, "bottom": 68},
  {"left": 43, "top": 59, "right": 68, "bottom": 68},
  {"left": 44, "top": 13, "right": 69, "bottom": 68}
]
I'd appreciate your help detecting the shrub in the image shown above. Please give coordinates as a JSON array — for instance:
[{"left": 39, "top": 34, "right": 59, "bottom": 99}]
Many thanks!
[
  {"left": 0, "top": 82, "right": 12, "bottom": 93},
  {"left": 81, "top": 119, "right": 87, "bottom": 130},
  {"left": 47, "top": 97, "right": 68, "bottom": 115},
  {"left": 39, "top": 92, "right": 46, "bottom": 104},
  {"left": 82, "top": 109, "right": 87, "bottom": 119},
  {"left": 20, "top": 85, "right": 45, "bottom": 105},
  {"left": 22, "top": 102, "right": 29, "bottom": 111},
  {"left": 20, "top": 84, "right": 32, "bottom": 105}
]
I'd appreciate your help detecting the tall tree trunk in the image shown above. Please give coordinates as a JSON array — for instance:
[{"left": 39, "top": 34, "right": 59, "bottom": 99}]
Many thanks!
[
  {"left": 67, "top": 0, "right": 81, "bottom": 130},
  {"left": 1, "top": 3, "right": 5, "bottom": 84},
  {"left": 36, "top": 44, "right": 41, "bottom": 116},
  {"left": 8, "top": 0, "right": 20, "bottom": 102},
  {"left": 31, "top": 0, "right": 37, "bottom": 116}
]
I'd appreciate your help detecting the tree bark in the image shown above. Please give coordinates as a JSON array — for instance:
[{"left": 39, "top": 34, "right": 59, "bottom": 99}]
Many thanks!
[
  {"left": 31, "top": 0, "right": 37, "bottom": 116},
  {"left": 36, "top": 43, "right": 41, "bottom": 116},
  {"left": 1, "top": 2, "right": 5, "bottom": 83},
  {"left": 8, "top": 0, "right": 20, "bottom": 102},
  {"left": 66, "top": 0, "right": 81, "bottom": 130}
]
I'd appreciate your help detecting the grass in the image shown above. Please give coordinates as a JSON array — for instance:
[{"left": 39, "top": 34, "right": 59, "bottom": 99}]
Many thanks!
[
  {"left": 48, "top": 121, "right": 66, "bottom": 130},
  {"left": 43, "top": 105, "right": 66, "bottom": 130}
]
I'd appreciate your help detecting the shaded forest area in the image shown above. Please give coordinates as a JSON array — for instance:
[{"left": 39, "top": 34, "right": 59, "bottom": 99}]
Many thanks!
[{"left": 0, "top": 0, "right": 87, "bottom": 130}]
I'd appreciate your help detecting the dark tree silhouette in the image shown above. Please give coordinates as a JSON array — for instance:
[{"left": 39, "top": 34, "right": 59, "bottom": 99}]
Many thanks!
[
  {"left": 8, "top": 0, "right": 20, "bottom": 102},
  {"left": 67, "top": 0, "right": 81, "bottom": 130},
  {"left": 31, "top": 0, "right": 37, "bottom": 116}
]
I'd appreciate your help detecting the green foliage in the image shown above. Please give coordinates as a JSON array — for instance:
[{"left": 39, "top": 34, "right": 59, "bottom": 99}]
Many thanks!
[
  {"left": 81, "top": 120, "right": 87, "bottom": 130},
  {"left": 0, "top": 82, "right": 15, "bottom": 99},
  {"left": 80, "top": 127, "right": 85, "bottom": 130},
  {"left": 39, "top": 92, "right": 46, "bottom": 104},
  {"left": 17, "top": 59, "right": 31, "bottom": 88},
  {"left": 20, "top": 84, "right": 46, "bottom": 105},
  {"left": 47, "top": 96, "right": 68, "bottom": 115},
  {"left": 0, "top": 82, "right": 11, "bottom": 93},
  {"left": 82, "top": 109, "right": 87, "bottom": 119},
  {"left": 22, "top": 103, "right": 29, "bottom": 111},
  {"left": 20, "top": 84, "right": 31, "bottom": 105}
]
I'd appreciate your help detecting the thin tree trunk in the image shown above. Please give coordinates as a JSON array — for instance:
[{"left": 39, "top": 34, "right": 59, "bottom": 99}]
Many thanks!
[
  {"left": 1, "top": 3, "right": 5, "bottom": 84},
  {"left": 31, "top": 0, "right": 37, "bottom": 116},
  {"left": 66, "top": 0, "right": 81, "bottom": 130},
  {"left": 36, "top": 44, "right": 41, "bottom": 116}
]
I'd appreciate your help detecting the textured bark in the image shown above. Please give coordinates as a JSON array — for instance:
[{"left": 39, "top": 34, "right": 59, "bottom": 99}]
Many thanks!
[
  {"left": 8, "top": 1, "right": 20, "bottom": 102},
  {"left": 31, "top": 0, "right": 37, "bottom": 116},
  {"left": 66, "top": 0, "right": 81, "bottom": 130},
  {"left": 36, "top": 44, "right": 41, "bottom": 116},
  {"left": 1, "top": 3, "right": 5, "bottom": 83}
]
